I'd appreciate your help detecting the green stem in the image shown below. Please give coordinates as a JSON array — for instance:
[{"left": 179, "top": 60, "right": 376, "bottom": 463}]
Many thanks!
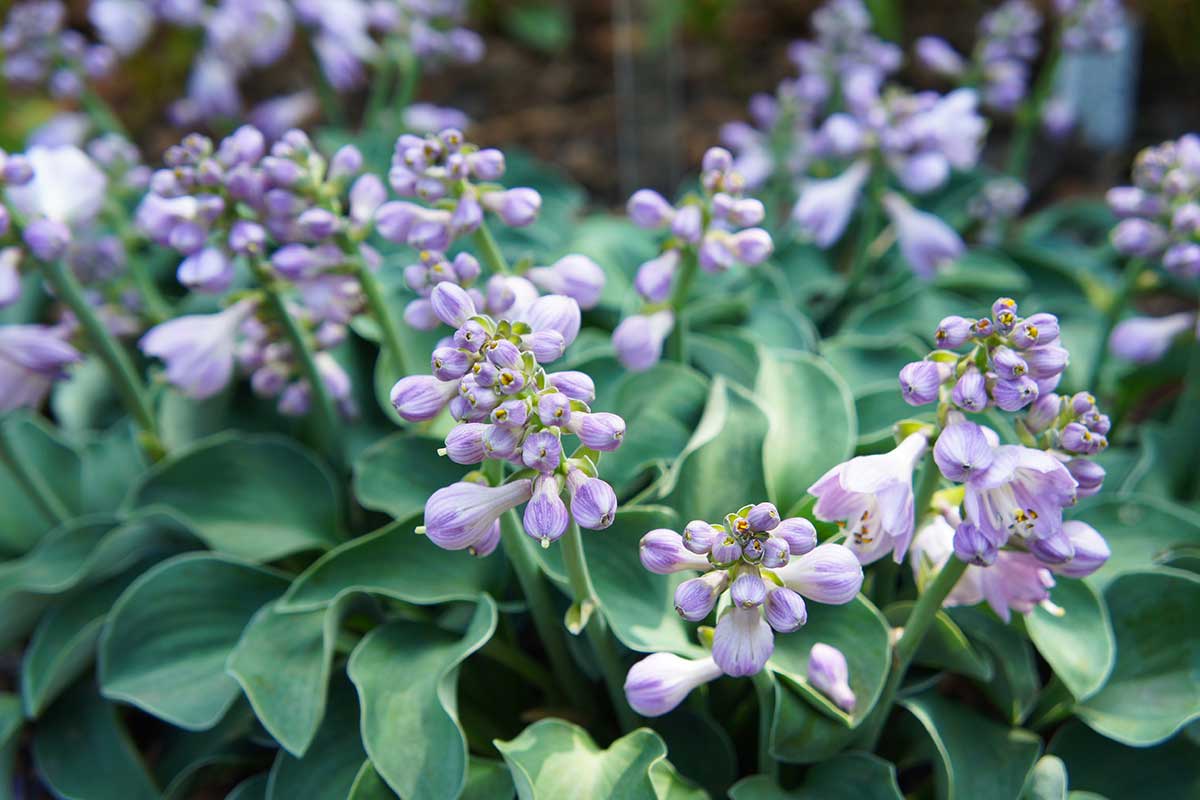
[
  {"left": 486, "top": 461, "right": 594, "bottom": 713},
  {"left": 1026, "top": 675, "right": 1074, "bottom": 732},
  {"left": 250, "top": 261, "right": 342, "bottom": 468},
  {"left": 37, "top": 258, "right": 163, "bottom": 459},
  {"left": 364, "top": 55, "right": 396, "bottom": 130},
  {"left": 354, "top": 260, "right": 410, "bottom": 379},
  {"left": 840, "top": 174, "right": 885, "bottom": 308},
  {"left": 562, "top": 520, "right": 638, "bottom": 732},
  {"left": 78, "top": 86, "right": 129, "bottom": 138},
  {"left": 473, "top": 222, "right": 511, "bottom": 275},
  {"left": 1171, "top": 340, "right": 1200, "bottom": 500},
  {"left": 751, "top": 671, "right": 779, "bottom": 780},
  {"left": 665, "top": 249, "right": 699, "bottom": 364},
  {"left": 1088, "top": 258, "right": 1145, "bottom": 390},
  {"left": 0, "top": 427, "right": 71, "bottom": 525},
  {"left": 1006, "top": 40, "right": 1062, "bottom": 180},
  {"left": 391, "top": 42, "right": 420, "bottom": 123},
  {"left": 480, "top": 638, "right": 558, "bottom": 694},
  {"left": 104, "top": 200, "right": 172, "bottom": 323},
  {"left": 858, "top": 556, "right": 968, "bottom": 750}
]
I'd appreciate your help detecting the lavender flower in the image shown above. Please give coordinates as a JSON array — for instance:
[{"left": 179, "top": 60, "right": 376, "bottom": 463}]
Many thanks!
[
  {"left": 882, "top": 193, "right": 964, "bottom": 279},
  {"left": 139, "top": 300, "right": 258, "bottom": 400},
  {"left": 624, "top": 653, "right": 724, "bottom": 717},
  {"left": 633, "top": 503, "right": 862, "bottom": 685},
  {"left": 808, "top": 433, "right": 929, "bottom": 564},
  {"left": 792, "top": 160, "right": 870, "bottom": 248},
  {"left": 0, "top": 323, "right": 80, "bottom": 411},
  {"left": 807, "top": 643, "right": 856, "bottom": 712},
  {"left": 2, "top": 1, "right": 117, "bottom": 97},
  {"left": 1109, "top": 312, "right": 1196, "bottom": 364}
]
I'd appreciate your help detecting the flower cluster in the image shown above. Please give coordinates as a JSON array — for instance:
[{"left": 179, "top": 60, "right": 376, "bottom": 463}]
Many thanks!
[
  {"left": 135, "top": 127, "right": 370, "bottom": 416},
  {"left": 613, "top": 147, "right": 773, "bottom": 371},
  {"left": 399, "top": 285, "right": 623, "bottom": 551},
  {"left": 623, "top": 501, "right": 862, "bottom": 716},
  {"left": 910, "top": 512, "right": 1109, "bottom": 621},
  {"left": 1055, "top": 0, "right": 1126, "bottom": 54},
  {"left": 2, "top": 1, "right": 116, "bottom": 99},
  {"left": 899, "top": 297, "right": 1069, "bottom": 414},
  {"left": 1108, "top": 133, "right": 1200, "bottom": 276},
  {"left": 916, "top": 0, "right": 1042, "bottom": 113}
]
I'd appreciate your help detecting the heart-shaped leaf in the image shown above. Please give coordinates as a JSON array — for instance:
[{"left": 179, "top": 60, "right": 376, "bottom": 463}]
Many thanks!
[
  {"left": 948, "top": 607, "right": 1040, "bottom": 724},
  {"left": 901, "top": 690, "right": 1041, "bottom": 800},
  {"left": 1069, "top": 496, "right": 1200, "bottom": 589},
  {"left": 128, "top": 434, "right": 344, "bottom": 562},
  {"left": 1075, "top": 569, "right": 1200, "bottom": 745},
  {"left": 1049, "top": 720, "right": 1200, "bottom": 800},
  {"left": 494, "top": 718, "right": 687, "bottom": 800},
  {"left": 755, "top": 348, "right": 856, "bottom": 515},
  {"left": 352, "top": 433, "right": 468, "bottom": 521},
  {"left": 1020, "top": 755, "right": 1067, "bottom": 800},
  {"left": 266, "top": 675, "right": 372, "bottom": 800},
  {"left": 227, "top": 597, "right": 348, "bottom": 756},
  {"left": 883, "top": 602, "right": 992, "bottom": 682},
  {"left": 348, "top": 596, "right": 497, "bottom": 800},
  {"left": 728, "top": 752, "right": 903, "bottom": 799},
  {"left": 278, "top": 520, "right": 506, "bottom": 612},
  {"left": 1025, "top": 578, "right": 1115, "bottom": 701},
  {"left": 100, "top": 553, "right": 288, "bottom": 730}
]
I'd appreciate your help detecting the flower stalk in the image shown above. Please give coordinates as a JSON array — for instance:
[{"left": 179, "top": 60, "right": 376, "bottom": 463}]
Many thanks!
[{"left": 665, "top": 249, "right": 698, "bottom": 364}]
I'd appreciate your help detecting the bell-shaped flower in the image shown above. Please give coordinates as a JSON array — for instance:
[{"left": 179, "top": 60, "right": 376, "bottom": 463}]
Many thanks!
[
  {"left": 613, "top": 310, "right": 674, "bottom": 372},
  {"left": 139, "top": 300, "right": 256, "bottom": 399},
  {"left": 1109, "top": 312, "right": 1196, "bottom": 364},
  {"left": 772, "top": 543, "right": 864, "bottom": 604},
  {"left": 792, "top": 160, "right": 870, "bottom": 248},
  {"left": 527, "top": 255, "right": 606, "bottom": 310},
  {"left": 882, "top": 193, "right": 964, "bottom": 279},
  {"left": 712, "top": 605, "right": 774, "bottom": 677},
  {"left": 807, "top": 432, "right": 929, "bottom": 563},
  {"left": 0, "top": 324, "right": 80, "bottom": 412},
  {"left": 6, "top": 145, "right": 107, "bottom": 229},
  {"left": 807, "top": 643, "right": 856, "bottom": 712}
]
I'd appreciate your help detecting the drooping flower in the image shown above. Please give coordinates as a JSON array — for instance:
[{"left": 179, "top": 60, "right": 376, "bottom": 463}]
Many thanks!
[
  {"left": 1109, "top": 312, "right": 1196, "bottom": 364},
  {"left": 0, "top": 323, "right": 80, "bottom": 411},
  {"left": 807, "top": 643, "right": 856, "bottom": 712},
  {"left": 881, "top": 193, "right": 964, "bottom": 278},
  {"left": 139, "top": 299, "right": 257, "bottom": 399},
  {"left": 792, "top": 160, "right": 870, "bottom": 248},
  {"left": 422, "top": 479, "right": 533, "bottom": 553},
  {"left": 808, "top": 432, "right": 929, "bottom": 564},
  {"left": 624, "top": 653, "right": 724, "bottom": 717}
]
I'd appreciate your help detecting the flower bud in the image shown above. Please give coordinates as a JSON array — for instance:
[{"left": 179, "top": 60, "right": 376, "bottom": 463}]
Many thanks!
[
  {"left": 444, "top": 423, "right": 487, "bottom": 465},
  {"left": 522, "top": 430, "right": 562, "bottom": 474},
  {"left": 527, "top": 255, "right": 606, "bottom": 310},
  {"left": 764, "top": 587, "right": 807, "bottom": 633},
  {"left": 490, "top": 398, "right": 529, "bottom": 428},
  {"left": 712, "top": 606, "right": 774, "bottom": 677},
  {"left": 613, "top": 310, "right": 674, "bottom": 372},
  {"left": 483, "top": 187, "right": 541, "bottom": 227},
  {"left": 567, "top": 471, "right": 617, "bottom": 530},
  {"left": 952, "top": 367, "right": 988, "bottom": 412},
  {"left": 482, "top": 423, "right": 522, "bottom": 459},
  {"left": 762, "top": 536, "right": 791, "bottom": 569},
  {"left": 899, "top": 361, "right": 942, "bottom": 406},
  {"left": 774, "top": 517, "right": 817, "bottom": 555},
  {"left": 1110, "top": 218, "right": 1167, "bottom": 257},
  {"left": 991, "top": 345, "right": 1028, "bottom": 380},
  {"left": 1028, "top": 529, "right": 1076, "bottom": 565},
  {"left": 993, "top": 376, "right": 1039, "bottom": 411},
  {"left": 730, "top": 228, "right": 774, "bottom": 265},
  {"left": 390, "top": 374, "right": 458, "bottom": 421},
  {"left": 730, "top": 570, "right": 766, "bottom": 608},
  {"left": 524, "top": 475, "right": 568, "bottom": 545},
  {"left": 328, "top": 144, "right": 363, "bottom": 181},
  {"left": 404, "top": 299, "right": 438, "bottom": 330},
  {"left": 747, "top": 502, "right": 780, "bottom": 532},
  {"left": 1024, "top": 392, "right": 1061, "bottom": 434},
  {"left": 467, "top": 149, "right": 505, "bottom": 181},
  {"left": 627, "top": 189, "right": 675, "bottom": 229},
  {"left": 640, "top": 529, "right": 711, "bottom": 574},
  {"left": 229, "top": 220, "right": 266, "bottom": 254},
  {"left": 807, "top": 643, "right": 855, "bottom": 712},
  {"left": 882, "top": 193, "right": 964, "bottom": 278},
  {"left": 674, "top": 571, "right": 728, "bottom": 621},
  {"left": 671, "top": 205, "right": 703, "bottom": 244},
  {"left": 1066, "top": 458, "right": 1105, "bottom": 498},
  {"left": 431, "top": 346, "right": 471, "bottom": 381},
  {"left": 450, "top": 194, "right": 483, "bottom": 237},
  {"left": 775, "top": 543, "right": 863, "bottom": 604},
  {"left": 624, "top": 653, "right": 722, "bottom": 717},
  {"left": 1054, "top": 520, "right": 1110, "bottom": 578},
  {"left": 576, "top": 412, "right": 625, "bottom": 452},
  {"left": 934, "top": 421, "right": 994, "bottom": 482},
  {"left": 633, "top": 250, "right": 679, "bottom": 303},
  {"left": 525, "top": 294, "right": 581, "bottom": 346},
  {"left": 485, "top": 339, "right": 523, "bottom": 369},
  {"left": 711, "top": 534, "right": 743, "bottom": 565},
  {"left": 298, "top": 207, "right": 338, "bottom": 239},
  {"left": 177, "top": 247, "right": 233, "bottom": 294},
  {"left": 471, "top": 520, "right": 501, "bottom": 558},
  {"left": 935, "top": 315, "right": 972, "bottom": 349},
  {"left": 1109, "top": 313, "right": 1195, "bottom": 364},
  {"left": 431, "top": 282, "right": 477, "bottom": 328},
  {"left": 952, "top": 522, "right": 997, "bottom": 566},
  {"left": 424, "top": 479, "right": 533, "bottom": 551},
  {"left": 547, "top": 371, "right": 595, "bottom": 402},
  {"left": 916, "top": 36, "right": 965, "bottom": 76},
  {"left": 1012, "top": 313, "right": 1060, "bottom": 348},
  {"left": 23, "top": 218, "right": 70, "bottom": 261},
  {"left": 683, "top": 520, "right": 720, "bottom": 554}
]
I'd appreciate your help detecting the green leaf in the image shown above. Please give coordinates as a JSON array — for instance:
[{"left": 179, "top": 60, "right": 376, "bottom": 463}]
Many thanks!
[
  {"left": 226, "top": 775, "right": 269, "bottom": 800},
  {"left": 352, "top": 432, "right": 468, "bottom": 521},
  {"left": 822, "top": 334, "right": 926, "bottom": 394},
  {"left": 769, "top": 676, "right": 860, "bottom": 763},
  {"left": 226, "top": 597, "right": 347, "bottom": 756},
  {"left": 690, "top": 329, "right": 761, "bottom": 386},
  {"left": 32, "top": 678, "right": 160, "bottom": 800},
  {"left": 1021, "top": 756, "right": 1068, "bottom": 800},
  {"left": 767, "top": 595, "right": 891, "bottom": 727},
  {"left": 278, "top": 520, "right": 505, "bottom": 612},
  {"left": 650, "top": 760, "right": 707, "bottom": 800},
  {"left": 901, "top": 690, "right": 1041, "bottom": 800},
  {"left": 348, "top": 596, "right": 497, "bottom": 800},
  {"left": 0, "top": 692, "right": 21, "bottom": 800},
  {"left": 948, "top": 607, "right": 1040, "bottom": 724},
  {"left": 1025, "top": 578, "right": 1115, "bottom": 701},
  {"left": 655, "top": 377, "right": 770, "bottom": 523},
  {"left": 461, "top": 758, "right": 514, "bottom": 800},
  {"left": 652, "top": 706, "right": 737, "bottom": 797},
  {"left": 755, "top": 348, "right": 856, "bottom": 514},
  {"left": 728, "top": 752, "right": 903, "bottom": 800},
  {"left": 346, "top": 762, "right": 400, "bottom": 800},
  {"left": 100, "top": 553, "right": 288, "bottom": 730},
  {"left": 1069, "top": 496, "right": 1200, "bottom": 589},
  {"left": 494, "top": 718, "right": 681, "bottom": 800},
  {"left": 128, "top": 434, "right": 344, "bottom": 562},
  {"left": 1049, "top": 720, "right": 1200, "bottom": 800},
  {"left": 1075, "top": 569, "right": 1200, "bottom": 745},
  {"left": 883, "top": 603, "right": 993, "bottom": 682},
  {"left": 21, "top": 570, "right": 140, "bottom": 717},
  {"left": 0, "top": 412, "right": 82, "bottom": 554},
  {"left": 266, "top": 676, "right": 371, "bottom": 800},
  {"left": 80, "top": 421, "right": 149, "bottom": 514},
  {"left": 583, "top": 506, "right": 700, "bottom": 656},
  {"left": 595, "top": 361, "right": 710, "bottom": 496}
]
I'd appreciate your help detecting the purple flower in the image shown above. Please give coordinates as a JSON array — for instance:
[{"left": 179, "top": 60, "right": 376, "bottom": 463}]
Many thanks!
[
  {"left": 573, "top": 411, "right": 625, "bottom": 452},
  {"left": 523, "top": 474, "right": 568, "bottom": 546},
  {"left": 522, "top": 294, "right": 581, "bottom": 349},
  {"left": 547, "top": 371, "right": 595, "bottom": 402},
  {"left": 430, "top": 282, "right": 478, "bottom": 328},
  {"left": 633, "top": 250, "right": 679, "bottom": 304},
  {"left": 773, "top": 543, "right": 864, "bottom": 604},
  {"left": 639, "top": 528, "right": 712, "bottom": 574},
  {"left": 882, "top": 193, "right": 965, "bottom": 278},
  {"left": 177, "top": 247, "right": 233, "bottom": 293},
  {"left": 953, "top": 522, "right": 998, "bottom": 566},
  {"left": 1109, "top": 313, "right": 1195, "bottom": 364},
  {"left": 899, "top": 360, "right": 942, "bottom": 406},
  {"left": 623, "top": 653, "right": 722, "bottom": 717},
  {"left": 792, "top": 160, "right": 870, "bottom": 248},
  {"left": 521, "top": 430, "right": 562, "bottom": 474},
  {"left": 807, "top": 643, "right": 855, "bottom": 712},
  {"left": 6, "top": 145, "right": 107, "bottom": 228},
  {"left": 916, "top": 36, "right": 965, "bottom": 76},
  {"left": 139, "top": 300, "right": 256, "bottom": 399},
  {"left": 933, "top": 420, "right": 995, "bottom": 483},
  {"left": 808, "top": 432, "right": 929, "bottom": 563},
  {"left": 613, "top": 310, "right": 674, "bottom": 372},
  {"left": 390, "top": 374, "right": 459, "bottom": 421},
  {"left": 567, "top": 470, "right": 617, "bottom": 530},
  {"left": 482, "top": 187, "right": 541, "bottom": 227},
  {"left": 764, "top": 587, "right": 808, "bottom": 632},
  {"left": 674, "top": 571, "right": 729, "bottom": 621},
  {"left": 773, "top": 517, "right": 817, "bottom": 555},
  {"left": 1052, "top": 520, "right": 1110, "bottom": 578},
  {"left": 0, "top": 323, "right": 80, "bottom": 411},
  {"left": 423, "top": 479, "right": 533, "bottom": 551},
  {"left": 712, "top": 605, "right": 774, "bottom": 677},
  {"left": 527, "top": 255, "right": 606, "bottom": 310},
  {"left": 627, "top": 189, "right": 675, "bottom": 229},
  {"left": 444, "top": 423, "right": 487, "bottom": 465}
]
